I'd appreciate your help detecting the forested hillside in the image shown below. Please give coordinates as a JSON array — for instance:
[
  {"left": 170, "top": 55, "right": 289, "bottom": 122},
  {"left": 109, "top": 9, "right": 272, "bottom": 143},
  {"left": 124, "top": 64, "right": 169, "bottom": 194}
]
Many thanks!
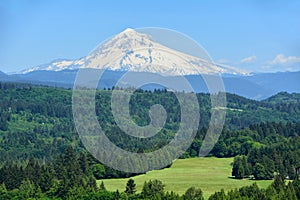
[
  {"left": 1, "top": 82, "right": 300, "bottom": 162},
  {"left": 1, "top": 82, "right": 300, "bottom": 199}
]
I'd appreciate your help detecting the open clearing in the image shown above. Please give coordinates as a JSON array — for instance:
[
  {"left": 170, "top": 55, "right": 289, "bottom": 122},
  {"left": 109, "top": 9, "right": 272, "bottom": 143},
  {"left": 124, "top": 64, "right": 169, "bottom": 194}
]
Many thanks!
[{"left": 98, "top": 157, "right": 272, "bottom": 199}]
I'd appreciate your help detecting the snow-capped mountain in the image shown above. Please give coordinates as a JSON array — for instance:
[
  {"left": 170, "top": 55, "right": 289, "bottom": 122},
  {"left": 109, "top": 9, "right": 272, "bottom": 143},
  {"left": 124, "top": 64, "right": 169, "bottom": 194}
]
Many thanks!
[
  {"left": 21, "top": 28, "right": 248, "bottom": 76},
  {"left": 21, "top": 58, "right": 85, "bottom": 74}
]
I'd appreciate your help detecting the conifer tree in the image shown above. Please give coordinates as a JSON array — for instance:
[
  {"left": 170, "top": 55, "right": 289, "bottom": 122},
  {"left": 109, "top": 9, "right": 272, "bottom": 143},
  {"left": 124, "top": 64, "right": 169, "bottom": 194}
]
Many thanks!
[
  {"left": 125, "top": 178, "right": 136, "bottom": 195},
  {"left": 100, "top": 181, "right": 106, "bottom": 191}
]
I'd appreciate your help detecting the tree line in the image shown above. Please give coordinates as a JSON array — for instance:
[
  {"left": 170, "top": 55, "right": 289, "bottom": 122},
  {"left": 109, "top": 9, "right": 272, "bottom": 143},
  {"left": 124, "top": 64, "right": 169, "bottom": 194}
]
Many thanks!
[{"left": 1, "top": 147, "right": 300, "bottom": 200}]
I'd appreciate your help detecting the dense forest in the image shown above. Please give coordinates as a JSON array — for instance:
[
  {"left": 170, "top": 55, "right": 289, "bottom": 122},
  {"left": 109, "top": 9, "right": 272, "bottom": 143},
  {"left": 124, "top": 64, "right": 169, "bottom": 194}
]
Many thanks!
[
  {"left": 1, "top": 82, "right": 300, "bottom": 199},
  {"left": 1, "top": 82, "right": 300, "bottom": 162}
]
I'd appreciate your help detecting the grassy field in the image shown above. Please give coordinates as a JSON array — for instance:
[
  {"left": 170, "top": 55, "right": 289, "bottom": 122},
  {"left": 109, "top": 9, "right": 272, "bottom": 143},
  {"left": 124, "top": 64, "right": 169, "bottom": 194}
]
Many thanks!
[{"left": 98, "top": 157, "right": 272, "bottom": 199}]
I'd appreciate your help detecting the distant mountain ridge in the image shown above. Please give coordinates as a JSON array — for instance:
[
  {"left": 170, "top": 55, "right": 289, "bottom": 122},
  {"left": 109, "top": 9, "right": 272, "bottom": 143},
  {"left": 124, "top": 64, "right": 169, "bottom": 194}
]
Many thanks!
[
  {"left": 245, "top": 71, "right": 300, "bottom": 93},
  {"left": 1, "top": 69, "right": 300, "bottom": 100},
  {"left": 0, "top": 71, "right": 7, "bottom": 76}
]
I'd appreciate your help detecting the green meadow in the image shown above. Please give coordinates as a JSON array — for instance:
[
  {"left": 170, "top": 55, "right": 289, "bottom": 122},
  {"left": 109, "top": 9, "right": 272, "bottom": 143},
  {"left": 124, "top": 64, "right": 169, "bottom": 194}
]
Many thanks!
[{"left": 99, "top": 157, "right": 272, "bottom": 199}]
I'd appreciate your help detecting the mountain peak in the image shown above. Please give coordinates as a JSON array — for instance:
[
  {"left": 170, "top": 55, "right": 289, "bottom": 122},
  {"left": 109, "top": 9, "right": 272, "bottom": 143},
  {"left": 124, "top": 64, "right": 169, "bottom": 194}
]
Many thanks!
[
  {"left": 116, "top": 28, "right": 142, "bottom": 39},
  {"left": 122, "top": 28, "right": 136, "bottom": 33},
  {"left": 20, "top": 29, "right": 248, "bottom": 76}
]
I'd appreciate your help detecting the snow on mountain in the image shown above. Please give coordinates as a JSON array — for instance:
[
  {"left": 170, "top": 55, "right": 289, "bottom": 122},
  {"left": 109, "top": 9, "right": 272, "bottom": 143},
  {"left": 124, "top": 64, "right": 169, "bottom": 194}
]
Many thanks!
[
  {"left": 21, "top": 28, "right": 248, "bottom": 76},
  {"left": 21, "top": 58, "right": 84, "bottom": 74}
]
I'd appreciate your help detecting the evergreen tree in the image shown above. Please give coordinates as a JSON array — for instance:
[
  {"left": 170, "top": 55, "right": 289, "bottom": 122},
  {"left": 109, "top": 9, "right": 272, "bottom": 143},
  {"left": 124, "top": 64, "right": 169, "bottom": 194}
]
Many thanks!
[
  {"left": 208, "top": 189, "right": 226, "bottom": 200},
  {"left": 125, "top": 178, "right": 136, "bottom": 195},
  {"left": 100, "top": 181, "right": 106, "bottom": 191},
  {"left": 272, "top": 175, "right": 285, "bottom": 191},
  {"left": 242, "top": 156, "right": 251, "bottom": 177},
  {"left": 56, "top": 146, "right": 83, "bottom": 198},
  {"left": 261, "top": 156, "right": 274, "bottom": 179},
  {"left": 183, "top": 187, "right": 204, "bottom": 200},
  {"left": 253, "top": 163, "right": 268, "bottom": 180},
  {"left": 25, "top": 157, "right": 41, "bottom": 185},
  {"left": 285, "top": 182, "right": 297, "bottom": 200},
  {"left": 238, "top": 183, "right": 262, "bottom": 199},
  {"left": 62, "top": 146, "right": 82, "bottom": 187},
  {"left": 78, "top": 152, "right": 89, "bottom": 175},
  {"left": 113, "top": 189, "right": 120, "bottom": 200},
  {"left": 141, "top": 179, "right": 165, "bottom": 199},
  {"left": 292, "top": 179, "right": 300, "bottom": 199},
  {"left": 232, "top": 156, "right": 245, "bottom": 179},
  {"left": 87, "top": 176, "right": 98, "bottom": 191},
  {"left": 18, "top": 179, "right": 43, "bottom": 199},
  {"left": 164, "top": 191, "right": 180, "bottom": 200},
  {"left": 39, "top": 165, "right": 54, "bottom": 192}
]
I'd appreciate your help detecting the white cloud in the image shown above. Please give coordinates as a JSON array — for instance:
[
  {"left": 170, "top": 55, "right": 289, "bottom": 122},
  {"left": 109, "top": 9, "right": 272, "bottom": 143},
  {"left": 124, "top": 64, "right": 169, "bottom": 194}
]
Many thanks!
[
  {"left": 258, "top": 54, "right": 300, "bottom": 72},
  {"left": 270, "top": 54, "right": 300, "bottom": 65},
  {"left": 241, "top": 55, "right": 256, "bottom": 63}
]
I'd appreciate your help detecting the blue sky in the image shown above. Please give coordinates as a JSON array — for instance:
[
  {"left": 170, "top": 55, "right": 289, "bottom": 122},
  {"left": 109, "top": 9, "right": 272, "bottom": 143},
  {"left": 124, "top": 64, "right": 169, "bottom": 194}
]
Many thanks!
[{"left": 1, "top": 0, "right": 300, "bottom": 73}]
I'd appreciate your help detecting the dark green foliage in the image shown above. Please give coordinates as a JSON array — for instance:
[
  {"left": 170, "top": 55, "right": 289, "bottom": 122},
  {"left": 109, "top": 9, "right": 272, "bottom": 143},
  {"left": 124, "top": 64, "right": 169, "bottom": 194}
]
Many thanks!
[
  {"left": 237, "top": 183, "right": 265, "bottom": 199},
  {"left": 232, "top": 155, "right": 251, "bottom": 179},
  {"left": 141, "top": 179, "right": 165, "bottom": 199},
  {"left": 211, "top": 121, "right": 300, "bottom": 158},
  {"left": 209, "top": 177, "right": 299, "bottom": 200},
  {"left": 39, "top": 164, "right": 55, "bottom": 192},
  {"left": 292, "top": 179, "right": 300, "bottom": 199},
  {"left": 91, "top": 164, "right": 106, "bottom": 179},
  {"left": 183, "top": 187, "right": 204, "bottom": 200},
  {"left": 87, "top": 176, "right": 98, "bottom": 191},
  {"left": 0, "top": 146, "right": 97, "bottom": 198},
  {"left": 0, "top": 183, "right": 7, "bottom": 195},
  {"left": 1, "top": 82, "right": 300, "bottom": 163},
  {"left": 100, "top": 181, "right": 106, "bottom": 191},
  {"left": 0, "top": 111, "right": 10, "bottom": 131},
  {"left": 227, "top": 121, "right": 300, "bottom": 180},
  {"left": 164, "top": 191, "right": 181, "bottom": 200},
  {"left": 272, "top": 175, "right": 285, "bottom": 191},
  {"left": 78, "top": 152, "right": 89, "bottom": 175},
  {"left": 253, "top": 163, "right": 269, "bottom": 180},
  {"left": 208, "top": 189, "right": 226, "bottom": 200},
  {"left": 18, "top": 179, "right": 43, "bottom": 199},
  {"left": 125, "top": 178, "right": 136, "bottom": 195},
  {"left": 55, "top": 146, "right": 83, "bottom": 198}
]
